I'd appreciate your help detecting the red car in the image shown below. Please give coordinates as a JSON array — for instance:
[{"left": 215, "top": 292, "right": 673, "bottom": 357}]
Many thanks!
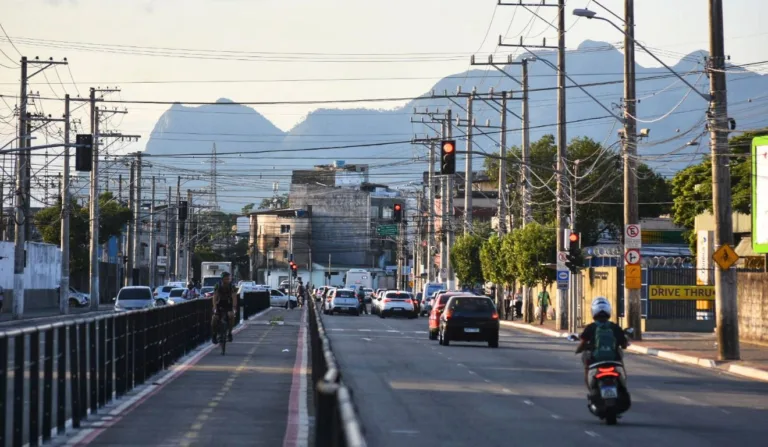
[{"left": 428, "top": 292, "right": 467, "bottom": 340}]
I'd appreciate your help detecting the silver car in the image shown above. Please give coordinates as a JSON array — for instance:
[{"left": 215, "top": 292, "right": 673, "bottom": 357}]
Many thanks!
[
  {"left": 377, "top": 291, "right": 418, "bottom": 319},
  {"left": 167, "top": 288, "right": 187, "bottom": 305},
  {"left": 154, "top": 285, "right": 174, "bottom": 301},
  {"left": 114, "top": 286, "right": 158, "bottom": 312}
]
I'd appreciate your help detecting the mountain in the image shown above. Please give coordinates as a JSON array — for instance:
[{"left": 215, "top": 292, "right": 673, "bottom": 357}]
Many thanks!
[{"left": 143, "top": 40, "right": 768, "bottom": 211}]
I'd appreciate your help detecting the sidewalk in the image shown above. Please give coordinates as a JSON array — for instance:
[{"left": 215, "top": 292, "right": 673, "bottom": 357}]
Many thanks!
[
  {"left": 500, "top": 318, "right": 768, "bottom": 382},
  {"left": 59, "top": 306, "right": 310, "bottom": 446}
]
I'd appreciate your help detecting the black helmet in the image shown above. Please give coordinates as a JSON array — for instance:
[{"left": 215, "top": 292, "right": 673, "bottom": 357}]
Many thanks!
[
  {"left": 221, "top": 271, "right": 231, "bottom": 279},
  {"left": 188, "top": 282, "right": 194, "bottom": 288}
]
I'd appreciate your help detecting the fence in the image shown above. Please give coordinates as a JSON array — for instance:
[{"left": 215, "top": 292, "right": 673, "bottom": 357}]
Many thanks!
[
  {"left": 0, "top": 292, "right": 270, "bottom": 447},
  {"left": 308, "top": 299, "right": 366, "bottom": 447}
]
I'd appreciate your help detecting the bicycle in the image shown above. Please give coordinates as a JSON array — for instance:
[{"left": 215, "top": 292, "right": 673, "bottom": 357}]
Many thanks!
[{"left": 217, "top": 311, "right": 230, "bottom": 355}]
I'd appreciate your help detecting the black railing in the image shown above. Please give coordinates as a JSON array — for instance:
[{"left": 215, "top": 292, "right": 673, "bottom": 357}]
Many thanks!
[
  {"left": 0, "top": 293, "right": 271, "bottom": 447},
  {"left": 308, "top": 300, "right": 366, "bottom": 447}
]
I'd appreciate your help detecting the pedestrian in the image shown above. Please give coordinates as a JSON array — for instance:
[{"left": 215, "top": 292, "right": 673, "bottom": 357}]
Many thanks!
[
  {"left": 514, "top": 289, "right": 523, "bottom": 319},
  {"left": 357, "top": 285, "right": 368, "bottom": 314},
  {"left": 537, "top": 289, "right": 551, "bottom": 325},
  {"left": 296, "top": 280, "right": 305, "bottom": 308}
]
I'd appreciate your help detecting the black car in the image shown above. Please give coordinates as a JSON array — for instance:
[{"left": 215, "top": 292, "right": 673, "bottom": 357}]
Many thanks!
[{"left": 438, "top": 296, "right": 499, "bottom": 348}]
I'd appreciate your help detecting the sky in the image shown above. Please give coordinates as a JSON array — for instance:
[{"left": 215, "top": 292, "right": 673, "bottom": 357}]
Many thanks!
[{"left": 1, "top": 0, "right": 768, "bottom": 155}]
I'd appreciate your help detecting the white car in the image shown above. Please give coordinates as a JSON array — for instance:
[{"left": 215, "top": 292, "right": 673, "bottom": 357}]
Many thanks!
[
  {"left": 166, "top": 288, "right": 187, "bottom": 305},
  {"left": 167, "top": 281, "right": 186, "bottom": 289},
  {"left": 67, "top": 287, "right": 90, "bottom": 307},
  {"left": 323, "top": 288, "right": 361, "bottom": 316},
  {"left": 153, "top": 285, "right": 174, "bottom": 301},
  {"left": 376, "top": 290, "right": 417, "bottom": 319},
  {"left": 113, "top": 286, "right": 160, "bottom": 312},
  {"left": 268, "top": 288, "right": 298, "bottom": 308}
]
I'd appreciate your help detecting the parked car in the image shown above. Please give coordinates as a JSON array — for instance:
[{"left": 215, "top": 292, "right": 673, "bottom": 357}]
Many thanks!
[
  {"left": 376, "top": 290, "right": 417, "bottom": 319},
  {"left": 428, "top": 291, "right": 466, "bottom": 340},
  {"left": 438, "top": 295, "right": 499, "bottom": 348},
  {"left": 268, "top": 288, "right": 298, "bottom": 308},
  {"left": 113, "top": 286, "right": 159, "bottom": 312},
  {"left": 67, "top": 287, "right": 90, "bottom": 307},
  {"left": 166, "top": 288, "right": 187, "bottom": 305},
  {"left": 324, "top": 288, "right": 360, "bottom": 315}
]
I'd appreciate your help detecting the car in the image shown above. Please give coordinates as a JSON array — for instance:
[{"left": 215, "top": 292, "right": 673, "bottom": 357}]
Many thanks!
[
  {"left": 376, "top": 290, "right": 417, "bottom": 319},
  {"left": 154, "top": 285, "right": 174, "bottom": 300},
  {"left": 428, "top": 291, "right": 465, "bottom": 339},
  {"left": 315, "top": 286, "right": 331, "bottom": 301},
  {"left": 438, "top": 295, "right": 499, "bottom": 348},
  {"left": 167, "top": 281, "right": 186, "bottom": 289},
  {"left": 67, "top": 286, "right": 90, "bottom": 307},
  {"left": 324, "top": 288, "right": 360, "bottom": 315},
  {"left": 113, "top": 286, "right": 160, "bottom": 312},
  {"left": 268, "top": 288, "right": 298, "bottom": 308},
  {"left": 200, "top": 286, "right": 215, "bottom": 298},
  {"left": 167, "top": 288, "right": 189, "bottom": 305},
  {"left": 362, "top": 288, "right": 374, "bottom": 303}
]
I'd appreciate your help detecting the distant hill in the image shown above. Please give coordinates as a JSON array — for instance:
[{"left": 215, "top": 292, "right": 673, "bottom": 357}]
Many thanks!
[{"left": 143, "top": 40, "right": 768, "bottom": 211}]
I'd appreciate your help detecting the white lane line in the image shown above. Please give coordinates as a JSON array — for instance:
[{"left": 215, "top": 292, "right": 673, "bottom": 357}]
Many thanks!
[
  {"left": 721, "top": 409, "right": 731, "bottom": 414},
  {"left": 502, "top": 388, "right": 512, "bottom": 393},
  {"left": 584, "top": 431, "right": 599, "bottom": 438},
  {"left": 468, "top": 370, "right": 476, "bottom": 375},
  {"left": 484, "top": 379, "right": 491, "bottom": 383},
  {"left": 386, "top": 330, "right": 399, "bottom": 333},
  {"left": 523, "top": 400, "right": 534, "bottom": 406},
  {"left": 551, "top": 414, "right": 561, "bottom": 420},
  {"left": 390, "top": 429, "right": 420, "bottom": 435},
  {"left": 456, "top": 363, "right": 465, "bottom": 368},
  {"left": 362, "top": 338, "right": 372, "bottom": 342},
  {"left": 359, "top": 329, "right": 371, "bottom": 332},
  {"left": 329, "top": 328, "right": 345, "bottom": 331}
]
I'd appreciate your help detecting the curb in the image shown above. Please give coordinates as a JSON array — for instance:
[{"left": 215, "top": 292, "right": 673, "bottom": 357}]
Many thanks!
[{"left": 500, "top": 319, "right": 768, "bottom": 383}]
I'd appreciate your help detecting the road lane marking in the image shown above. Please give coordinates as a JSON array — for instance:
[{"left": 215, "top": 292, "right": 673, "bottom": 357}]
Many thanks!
[
  {"left": 456, "top": 363, "right": 465, "bottom": 367},
  {"left": 468, "top": 370, "right": 476, "bottom": 375},
  {"left": 523, "top": 400, "right": 534, "bottom": 406},
  {"left": 584, "top": 431, "right": 599, "bottom": 437},
  {"left": 283, "top": 305, "right": 310, "bottom": 447},
  {"left": 721, "top": 409, "right": 731, "bottom": 414},
  {"left": 390, "top": 429, "right": 420, "bottom": 435},
  {"left": 551, "top": 414, "right": 561, "bottom": 420},
  {"left": 362, "top": 337, "right": 372, "bottom": 341}
]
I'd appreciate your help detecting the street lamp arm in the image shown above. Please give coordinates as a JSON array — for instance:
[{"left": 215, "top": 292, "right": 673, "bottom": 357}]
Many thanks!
[{"left": 593, "top": 15, "right": 712, "bottom": 102}]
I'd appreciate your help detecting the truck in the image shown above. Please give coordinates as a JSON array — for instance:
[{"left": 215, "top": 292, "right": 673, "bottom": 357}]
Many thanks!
[
  {"left": 345, "top": 269, "right": 373, "bottom": 290},
  {"left": 201, "top": 262, "right": 232, "bottom": 287}
]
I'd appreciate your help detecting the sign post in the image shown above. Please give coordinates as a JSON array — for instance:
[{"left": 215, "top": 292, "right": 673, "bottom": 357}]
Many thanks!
[
  {"left": 556, "top": 251, "right": 569, "bottom": 289},
  {"left": 624, "top": 224, "right": 642, "bottom": 290}
]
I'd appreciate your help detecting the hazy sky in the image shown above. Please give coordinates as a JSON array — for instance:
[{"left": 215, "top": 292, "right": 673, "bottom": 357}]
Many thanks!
[{"left": 2, "top": 0, "right": 767, "bottom": 154}]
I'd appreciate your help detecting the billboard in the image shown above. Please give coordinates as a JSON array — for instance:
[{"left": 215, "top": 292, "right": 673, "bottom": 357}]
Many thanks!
[{"left": 752, "top": 137, "right": 768, "bottom": 254}]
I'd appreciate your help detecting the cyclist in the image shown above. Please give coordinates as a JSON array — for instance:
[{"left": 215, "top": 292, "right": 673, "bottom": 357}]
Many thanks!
[
  {"left": 182, "top": 282, "right": 198, "bottom": 300},
  {"left": 211, "top": 271, "right": 237, "bottom": 344}
]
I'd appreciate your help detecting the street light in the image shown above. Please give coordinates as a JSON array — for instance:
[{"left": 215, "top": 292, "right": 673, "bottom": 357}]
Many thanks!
[{"left": 571, "top": 8, "right": 710, "bottom": 102}]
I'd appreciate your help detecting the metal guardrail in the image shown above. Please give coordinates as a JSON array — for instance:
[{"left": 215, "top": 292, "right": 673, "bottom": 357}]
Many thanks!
[
  {"left": 308, "top": 301, "right": 367, "bottom": 447},
  {"left": 0, "top": 293, "right": 270, "bottom": 447}
]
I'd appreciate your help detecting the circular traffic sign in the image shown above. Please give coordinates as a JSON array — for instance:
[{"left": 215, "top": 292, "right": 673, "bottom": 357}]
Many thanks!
[
  {"left": 625, "top": 224, "right": 640, "bottom": 239},
  {"left": 557, "top": 252, "right": 567, "bottom": 262},
  {"left": 624, "top": 249, "right": 641, "bottom": 265}
]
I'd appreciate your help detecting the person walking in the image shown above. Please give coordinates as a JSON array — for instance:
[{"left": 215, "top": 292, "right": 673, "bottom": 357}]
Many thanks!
[{"left": 537, "top": 289, "right": 551, "bottom": 325}]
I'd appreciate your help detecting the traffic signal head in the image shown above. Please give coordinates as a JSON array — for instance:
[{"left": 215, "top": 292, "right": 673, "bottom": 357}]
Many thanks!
[
  {"left": 440, "top": 140, "right": 456, "bottom": 175},
  {"left": 569, "top": 232, "right": 579, "bottom": 244},
  {"left": 393, "top": 203, "right": 403, "bottom": 222},
  {"left": 75, "top": 134, "right": 93, "bottom": 172}
]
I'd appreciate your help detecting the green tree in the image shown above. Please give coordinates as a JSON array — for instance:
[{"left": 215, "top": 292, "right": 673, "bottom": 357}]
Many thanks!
[
  {"left": 671, "top": 130, "right": 762, "bottom": 253},
  {"left": 450, "top": 234, "right": 484, "bottom": 286},
  {"left": 35, "top": 192, "right": 132, "bottom": 276},
  {"left": 259, "top": 193, "right": 289, "bottom": 210},
  {"left": 506, "top": 222, "right": 556, "bottom": 287},
  {"left": 241, "top": 203, "right": 255, "bottom": 214},
  {"left": 479, "top": 235, "right": 503, "bottom": 285}
]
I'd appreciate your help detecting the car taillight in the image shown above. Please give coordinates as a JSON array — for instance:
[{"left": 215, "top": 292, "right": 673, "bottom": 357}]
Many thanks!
[
  {"left": 153, "top": 292, "right": 158, "bottom": 296},
  {"left": 491, "top": 312, "right": 499, "bottom": 319},
  {"left": 596, "top": 366, "right": 620, "bottom": 379},
  {"left": 444, "top": 310, "right": 452, "bottom": 319},
  {"left": 383, "top": 298, "right": 391, "bottom": 303}
]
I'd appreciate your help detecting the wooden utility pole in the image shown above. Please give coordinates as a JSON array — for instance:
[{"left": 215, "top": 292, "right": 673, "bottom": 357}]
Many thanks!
[{"left": 60, "top": 94, "right": 71, "bottom": 315}]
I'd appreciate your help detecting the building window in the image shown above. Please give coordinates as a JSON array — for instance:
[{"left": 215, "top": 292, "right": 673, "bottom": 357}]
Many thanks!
[
  {"left": 370, "top": 206, "right": 379, "bottom": 219},
  {"left": 383, "top": 206, "right": 393, "bottom": 219},
  {"left": 280, "top": 224, "right": 291, "bottom": 234},
  {"left": 283, "top": 249, "right": 289, "bottom": 259}
]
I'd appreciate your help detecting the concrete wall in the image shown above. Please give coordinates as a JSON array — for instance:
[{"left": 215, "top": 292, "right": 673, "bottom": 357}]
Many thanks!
[
  {"left": 0, "top": 241, "right": 62, "bottom": 312},
  {"left": 737, "top": 272, "right": 768, "bottom": 343}
]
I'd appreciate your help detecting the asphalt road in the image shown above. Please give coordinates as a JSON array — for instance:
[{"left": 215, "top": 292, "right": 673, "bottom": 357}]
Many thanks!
[{"left": 324, "top": 309, "right": 768, "bottom": 447}]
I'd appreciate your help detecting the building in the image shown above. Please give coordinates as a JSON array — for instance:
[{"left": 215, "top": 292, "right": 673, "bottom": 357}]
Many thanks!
[
  {"left": 288, "top": 163, "right": 401, "bottom": 272},
  {"left": 249, "top": 208, "right": 312, "bottom": 286}
]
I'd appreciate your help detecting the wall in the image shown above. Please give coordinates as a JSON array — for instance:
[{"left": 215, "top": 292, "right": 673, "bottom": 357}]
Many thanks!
[
  {"left": 0, "top": 241, "right": 62, "bottom": 312},
  {"left": 737, "top": 272, "right": 768, "bottom": 344}
]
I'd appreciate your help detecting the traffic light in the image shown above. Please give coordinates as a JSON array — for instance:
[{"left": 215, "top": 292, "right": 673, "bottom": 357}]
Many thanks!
[
  {"left": 274, "top": 237, "right": 280, "bottom": 248},
  {"left": 393, "top": 203, "right": 403, "bottom": 222},
  {"left": 290, "top": 261, "right": 298, "bottom": 278},
  {"left": 440, "top": 140, "right": 456, "bottom": 175},
  {"left": 179, "top": 201, "right": 188, "bottom": 221},
  {"left": 565, "top": 233, "right": 583, "bottom": 273},
  {"left": 75, "top": 134, "right": 93, "bottom": 172}
]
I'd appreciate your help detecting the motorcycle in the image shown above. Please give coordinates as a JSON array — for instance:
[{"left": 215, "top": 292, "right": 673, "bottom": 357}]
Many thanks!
[{"left": 570, "top": 328, "right": 634, "bottom": 425}]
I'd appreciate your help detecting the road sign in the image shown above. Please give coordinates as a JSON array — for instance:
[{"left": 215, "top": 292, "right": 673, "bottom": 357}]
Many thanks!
[
  {"left": 376, "top": 224, "right": 398, "bottom": 236},
  {"left": 557, "top": 251, "right": 568, "bottom": 270},
  {"left": 712, "top": 243, "right": 740, "bottom": 270},
  {"left": 625, "top": 264, "right": 642, "bottom": 289},
  {"left": 557, "top": 270, "right": 569, "bottom": 289},
  {"left": 624, "top": 249, "right": 641, "bottom": 265},
  {"left": 624, "top": 224, "right": 642, "bottom": 249}
]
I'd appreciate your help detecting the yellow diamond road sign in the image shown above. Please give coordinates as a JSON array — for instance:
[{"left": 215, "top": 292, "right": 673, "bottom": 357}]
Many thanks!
[{"left": 712, "top": 243, "right": 739, "bottom": 270}]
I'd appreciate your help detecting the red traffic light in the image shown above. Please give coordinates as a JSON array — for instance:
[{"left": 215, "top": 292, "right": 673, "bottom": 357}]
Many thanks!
[
  {"left": 442, "top": 141, "right": 455, "bottom": 153},
  {"left": 569, "top": 232, "right": 579, "bottom": 243},
  {"left": 394, "top": 204, "right": 402, "bottom": 211}
]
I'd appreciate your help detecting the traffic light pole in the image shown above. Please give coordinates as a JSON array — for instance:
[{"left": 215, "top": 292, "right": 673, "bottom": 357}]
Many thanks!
[{"left": 569, "top": 162, "right": 579, "bottom": 333}]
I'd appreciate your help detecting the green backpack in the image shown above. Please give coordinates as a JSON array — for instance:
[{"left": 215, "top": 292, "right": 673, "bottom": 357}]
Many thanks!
[{"left": 592, "top": 321, "right": 618, "bottom": 362}]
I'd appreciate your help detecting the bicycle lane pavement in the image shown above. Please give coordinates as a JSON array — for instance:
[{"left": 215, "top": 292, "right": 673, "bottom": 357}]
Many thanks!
[{"left": 61, "top": 306, "right": 310, "bottom": 447}]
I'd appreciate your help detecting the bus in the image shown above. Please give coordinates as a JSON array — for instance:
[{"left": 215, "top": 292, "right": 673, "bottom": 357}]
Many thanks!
[{"left": 345, "top": 269, "right": 373, "bottom": 290}]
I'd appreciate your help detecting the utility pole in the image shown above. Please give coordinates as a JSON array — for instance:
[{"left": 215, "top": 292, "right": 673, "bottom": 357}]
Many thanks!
[
  {"left": 569, "top": 161, "right": 580, "bottom": 333},
  {"left": 555, "top": 0, "right": 568, "bottom": 332},
  {"left": 521, "top": 59, "right": 533, "bottom": 322},
  {"left": 709, "top": 0, "right": 739, "bottom": 360},
  {"left": 186, "top": 190, "right": 192, "bottom": 281},
  {"left": 132, "top": 152, "right": 142, "bottom": 286},
  {"left": 125, "top": 160, "right": 134, "bottom": 286},
  {"left": 497, "top": 92, "right": 508, "bottom": 237},
  {"left": 149, "top": 176, "right": 156, "bottom": 289},
  {"left": 88, "top": 88, "right": 100, "bottom": 308},
  {"left": 166, "top": 186, "right": 172, "bottom": 281},
  {"left": 445, "top": 109, "right": 455, "bottom": 289},
  {"left": 12, "top": 57, "right": 28, "bottom": 319},
  {"left": 175, "top": 176, "right": 181, "bottom": 280},
  {"left": 59, "top": 94, "right": 71, "bottom": 315},
  {"left": 463, "top": 92, "right": 475, "bottom": 234},
  {"left": 622, "top": 0, "right": 641, "bottom": 339}
]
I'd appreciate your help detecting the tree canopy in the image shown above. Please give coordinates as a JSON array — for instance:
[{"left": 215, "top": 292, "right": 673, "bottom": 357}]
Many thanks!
[
  {"left": 450, "top": 234, "right": 484, "bottom": 286},
  {"left": 506, "top": 222, "right": 556, "bottom": 287},
  {"left": 259, "top": 193, "right": 289, "bottom": 210}
]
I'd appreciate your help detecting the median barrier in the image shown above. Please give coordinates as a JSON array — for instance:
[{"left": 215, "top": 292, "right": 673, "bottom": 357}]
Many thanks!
[
  {"left": 308, "top": 301, "right": 367, "bottom": 447},
  {"left": 0, "top": 294, "right": 270, "bottom": 447}
]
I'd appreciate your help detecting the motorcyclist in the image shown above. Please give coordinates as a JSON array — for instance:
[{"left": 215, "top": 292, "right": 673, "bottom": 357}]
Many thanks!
[
  {"left": 575, "top": 297, "right": 628, "bottom": 389},
  {"left": 211, "top": 271, "right": 238, "bottom": 344},
  {"left": 357, "top": 285, "right": 368, "bottom": 314}
]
